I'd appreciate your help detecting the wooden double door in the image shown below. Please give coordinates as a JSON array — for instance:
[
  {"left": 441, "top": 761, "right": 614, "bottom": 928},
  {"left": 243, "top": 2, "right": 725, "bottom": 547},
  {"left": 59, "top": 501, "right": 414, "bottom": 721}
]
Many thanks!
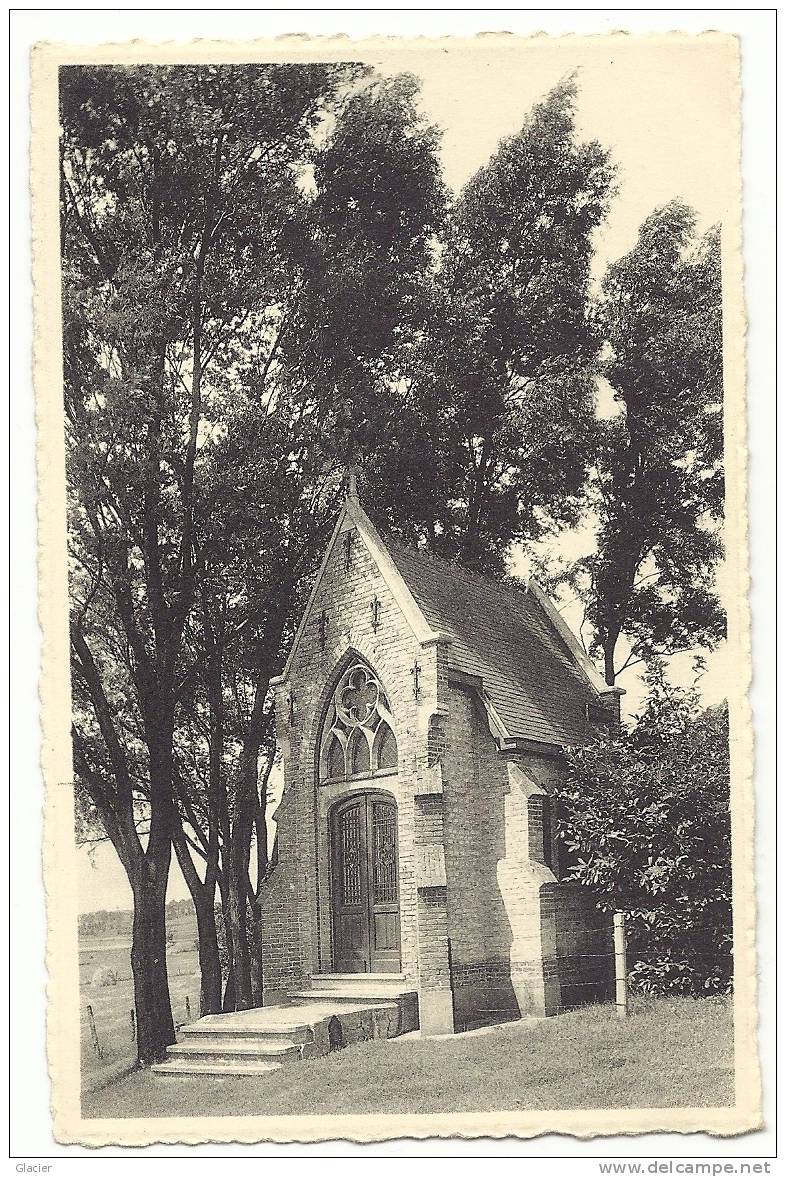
[{"left": 330, "top": 791, "right": 401, "bottom": 973}]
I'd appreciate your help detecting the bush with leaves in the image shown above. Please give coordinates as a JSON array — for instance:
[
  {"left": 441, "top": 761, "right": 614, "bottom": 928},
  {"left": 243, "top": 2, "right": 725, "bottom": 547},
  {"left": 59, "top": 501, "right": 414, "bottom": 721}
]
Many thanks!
[{"left": 556, "top": 666, "right": 732, "bottom": 995}]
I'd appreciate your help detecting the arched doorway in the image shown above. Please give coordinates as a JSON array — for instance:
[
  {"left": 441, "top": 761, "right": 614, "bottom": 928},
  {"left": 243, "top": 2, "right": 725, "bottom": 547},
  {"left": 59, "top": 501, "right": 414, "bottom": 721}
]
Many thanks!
[
  {"left": 329, "top": 791, "right": 401, "bottom": 973},
  {"left": 319, "top": 659, "right": 402, "bottom": 974}
]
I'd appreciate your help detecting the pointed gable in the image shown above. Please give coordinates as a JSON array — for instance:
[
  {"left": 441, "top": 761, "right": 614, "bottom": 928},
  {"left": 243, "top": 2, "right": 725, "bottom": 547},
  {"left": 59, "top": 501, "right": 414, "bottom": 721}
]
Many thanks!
[{"left": 272, "top": 493, "right": 437, "bottom": 688}]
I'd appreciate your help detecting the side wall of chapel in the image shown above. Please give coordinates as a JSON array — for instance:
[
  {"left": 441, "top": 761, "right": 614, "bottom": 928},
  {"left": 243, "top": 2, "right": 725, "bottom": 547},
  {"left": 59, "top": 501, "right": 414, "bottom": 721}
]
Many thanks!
[{"left": 442, "top": 686, "right": 613, "bottom": 1026}]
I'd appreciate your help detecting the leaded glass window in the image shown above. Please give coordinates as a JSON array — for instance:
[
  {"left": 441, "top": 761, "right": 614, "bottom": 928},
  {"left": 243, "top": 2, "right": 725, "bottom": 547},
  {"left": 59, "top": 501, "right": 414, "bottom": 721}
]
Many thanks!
[{"left": 320, "top": 662, "right": 397, "bottom": 781}]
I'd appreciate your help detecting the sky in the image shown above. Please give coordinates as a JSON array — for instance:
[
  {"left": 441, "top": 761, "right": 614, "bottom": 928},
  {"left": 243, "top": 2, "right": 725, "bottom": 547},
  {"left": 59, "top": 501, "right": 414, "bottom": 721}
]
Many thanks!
[
  {"left": 77, "top": 36, "right": 738, "bottom": 912},
  {"left": 374, "top": 36, "right": 737, "bottom": 255}
]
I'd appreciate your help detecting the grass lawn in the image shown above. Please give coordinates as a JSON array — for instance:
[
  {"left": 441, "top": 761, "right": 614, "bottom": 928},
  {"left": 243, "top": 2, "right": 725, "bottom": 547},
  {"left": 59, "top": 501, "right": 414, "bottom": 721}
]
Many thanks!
[{"left": 82, "top": 995, "right": 733, "bottom": 1119}]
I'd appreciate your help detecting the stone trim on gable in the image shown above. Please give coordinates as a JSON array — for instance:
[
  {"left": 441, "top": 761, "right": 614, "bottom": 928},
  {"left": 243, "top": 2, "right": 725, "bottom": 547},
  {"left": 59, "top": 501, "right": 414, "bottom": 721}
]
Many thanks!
[
  {"left": 272, "top": 498, "right": 442, "bottom": 689},
  {"left": 526, "top": 578, "right": 626, "bottom": 704}
]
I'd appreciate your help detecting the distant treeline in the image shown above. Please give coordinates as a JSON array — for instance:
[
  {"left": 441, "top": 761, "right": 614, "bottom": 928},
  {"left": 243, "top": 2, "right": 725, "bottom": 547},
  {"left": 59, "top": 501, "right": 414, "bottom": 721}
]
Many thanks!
[{"left": 79, "top": 898, "right": 194, "bottom": 938}]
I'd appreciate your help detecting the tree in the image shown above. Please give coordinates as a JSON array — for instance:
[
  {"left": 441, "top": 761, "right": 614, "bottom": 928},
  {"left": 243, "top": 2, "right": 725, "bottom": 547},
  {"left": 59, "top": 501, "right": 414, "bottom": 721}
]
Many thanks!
[
  {"left": 556, "top": 665, "right": 732, "bottom": 995},
  {"left": 555, "top": 201, "right": 725, "bottom": 685},
  {"left": 63, "top": 61, "right": 360, "bottom": 1060},
  {"left": 164, "top": 70, "right": 446, "bottom": 1012},
  {"left": 365, "top": 77, "right": 616, "bottom": 574},
  {"left": 64, "top": 63, "right": 447, "bottom": 1048}
]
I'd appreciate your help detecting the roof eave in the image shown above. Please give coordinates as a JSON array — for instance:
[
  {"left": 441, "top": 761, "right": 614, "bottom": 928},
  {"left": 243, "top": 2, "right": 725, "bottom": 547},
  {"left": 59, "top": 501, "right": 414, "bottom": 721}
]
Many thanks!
[
  {"left": 496, "top": 735, "right": 566, "bottom": 759},
  {"left": 346, "top": 499, "right": 439, "bottom": 646}
]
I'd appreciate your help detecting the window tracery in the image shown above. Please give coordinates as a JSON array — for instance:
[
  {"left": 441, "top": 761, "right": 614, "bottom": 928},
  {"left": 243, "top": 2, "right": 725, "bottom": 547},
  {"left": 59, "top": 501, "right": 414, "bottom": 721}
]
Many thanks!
[{"left": 319, "top": 662, "right": 397, "bottom": 782}]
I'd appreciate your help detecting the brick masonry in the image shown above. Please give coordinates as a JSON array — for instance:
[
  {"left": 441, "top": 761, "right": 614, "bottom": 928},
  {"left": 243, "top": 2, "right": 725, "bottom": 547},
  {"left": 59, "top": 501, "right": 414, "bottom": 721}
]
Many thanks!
[{"left": 260, "top": 507, "right": 614, "bottom": 1030}]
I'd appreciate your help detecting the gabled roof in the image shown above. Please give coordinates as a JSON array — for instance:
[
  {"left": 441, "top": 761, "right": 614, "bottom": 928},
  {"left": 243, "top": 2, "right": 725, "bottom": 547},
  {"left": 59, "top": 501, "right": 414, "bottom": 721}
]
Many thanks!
[
  {"left": 273, "top": 493, "right": 613, "bottom": 749},
  {"left": 383, "top": 539, "right": 602, "bottom": 747}
]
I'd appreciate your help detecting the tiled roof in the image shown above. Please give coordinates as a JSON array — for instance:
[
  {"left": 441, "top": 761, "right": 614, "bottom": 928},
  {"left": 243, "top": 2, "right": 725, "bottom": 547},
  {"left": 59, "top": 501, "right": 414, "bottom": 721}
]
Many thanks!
[{"left": 383, "top": 539, "right": 598, "bottom": 747}]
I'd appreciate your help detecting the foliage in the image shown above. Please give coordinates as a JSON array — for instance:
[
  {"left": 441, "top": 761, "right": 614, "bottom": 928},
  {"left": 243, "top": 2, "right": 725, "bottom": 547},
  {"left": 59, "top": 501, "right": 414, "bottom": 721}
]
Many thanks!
[
  {"left": 78, "top": 898, "right": 195, "bottom": 938},
  {"left": 79, "top": 909, "right": 134, "bottom": 938},
  {"left": 63, "top": 62, "right": 447, "bottom": 1028},
  {"left": 556, "top": 666, "right": 732, "bottom": 995},
  {"left": 367, "top": 76, "right": 616, "bottom": 573},
  {"left": 545, "top": 201, "right": 725, "bottom": 683}
]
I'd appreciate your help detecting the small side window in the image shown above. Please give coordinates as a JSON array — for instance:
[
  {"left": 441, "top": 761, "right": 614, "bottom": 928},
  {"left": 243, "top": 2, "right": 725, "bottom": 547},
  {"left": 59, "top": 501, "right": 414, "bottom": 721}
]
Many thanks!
[{"left": 527, "top": 793, "right": 553, "bottom": 869}]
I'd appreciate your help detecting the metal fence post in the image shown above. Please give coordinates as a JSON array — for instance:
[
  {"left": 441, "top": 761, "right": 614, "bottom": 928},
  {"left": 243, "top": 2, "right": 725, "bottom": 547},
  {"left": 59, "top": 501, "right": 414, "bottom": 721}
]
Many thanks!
[{"left": 613, "top": 912, "right": 629, "bottom": 1017}]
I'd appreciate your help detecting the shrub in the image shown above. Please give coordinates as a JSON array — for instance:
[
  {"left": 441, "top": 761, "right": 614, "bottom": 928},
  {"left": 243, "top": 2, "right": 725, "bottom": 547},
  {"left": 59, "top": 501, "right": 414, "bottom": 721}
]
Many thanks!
[{"left": 556, "top": 665, "right": 732, "bottom": 996}]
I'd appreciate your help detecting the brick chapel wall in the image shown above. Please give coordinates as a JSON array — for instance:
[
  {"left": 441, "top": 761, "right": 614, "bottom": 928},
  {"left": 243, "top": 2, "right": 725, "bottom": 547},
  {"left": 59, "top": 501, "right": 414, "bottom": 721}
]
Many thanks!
[
  {"left": 508, "top": 752, "right": 614, "bottom": 1014},
  {"left": 257, "top": 513, "right": 613, "bottom": 1022},
  {"left": 442, "top": 686, "right": 520, "bottom": 1026},
  {"left": 441, "top": 693, "right": 614, "bottom": 1024},
  {"left": 258, "top": 775, "right": 308, "bottom": 1003},
  {"left": 259, "top": 523, "right": 435, "bottom": 1001}
]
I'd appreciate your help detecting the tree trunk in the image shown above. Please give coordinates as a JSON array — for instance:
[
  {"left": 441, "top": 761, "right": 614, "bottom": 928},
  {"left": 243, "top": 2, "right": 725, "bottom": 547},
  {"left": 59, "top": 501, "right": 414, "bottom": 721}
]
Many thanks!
[
  {"left": 193, "top": 892, "right": 223, "bottom": 1016},
  {"left": 129, "top": 858, "right": 176, "bottom": 1065},
  {"left": 217, "top": 876, "right": 237, "bottom": 1012},
  {"left": 225, "top": 681, "right": 270, "bottom": 1011},
  {"left": 222, "top": 969, "right": 236, "bottom": 1013},
  {"left": 604, "top": 631, "right": 619, "bottom": 686},
  {"left": 171, "top": 827, "right": 222, "bottom": 1015},
  {"left": 132, "top": 710, "right": 178, "bottom": 1065},
  {"left": 226, "top": 861, "right": 253, "bottom": 1009},
  {"left": 225, "top": 607, "right": 286, "bottom": 1010}
]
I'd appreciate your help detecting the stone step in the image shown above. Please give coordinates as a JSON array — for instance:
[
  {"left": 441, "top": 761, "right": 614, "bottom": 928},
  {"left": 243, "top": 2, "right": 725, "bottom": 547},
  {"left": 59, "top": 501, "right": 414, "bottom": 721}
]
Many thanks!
[
  {"left": 168, "top": 1040, "right": 303, "bottom": 1066},
  {"left": 151, "top": 1058, "right": 281, "bottom": 1078},
  {"left": 153, "top": 992, "right": 419, "bottom": 1082},
  {"left": 310, "top": 973, "right": 407, "bottom": 984},
  {"left": 180, "top": 1022, "right": 312, "bottom": 1045},
  {"left": 305, "top": 976, "right": 409, "bottom": 995},
  {"left": 288, "top": 990, "right": 405, "bottom": 1005}
]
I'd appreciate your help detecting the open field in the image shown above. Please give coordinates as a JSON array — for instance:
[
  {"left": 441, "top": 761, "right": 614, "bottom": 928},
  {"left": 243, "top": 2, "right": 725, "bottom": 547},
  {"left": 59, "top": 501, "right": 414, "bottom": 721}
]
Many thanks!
[
  {"left": 79, "top": 914, "right": 200, "bottom": 1093},
  {"left": 82, "top": 994, "right": 733, "bottom": 1118}
]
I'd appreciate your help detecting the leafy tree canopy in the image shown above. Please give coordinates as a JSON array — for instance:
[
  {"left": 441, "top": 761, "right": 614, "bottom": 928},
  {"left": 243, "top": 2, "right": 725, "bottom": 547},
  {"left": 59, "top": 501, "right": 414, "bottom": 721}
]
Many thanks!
[
  {"left": 365, "top": 76, "right": 617, "bottom": 573},
  {"left": 545, "top": 200, "right": 725, "bottom": 684}
]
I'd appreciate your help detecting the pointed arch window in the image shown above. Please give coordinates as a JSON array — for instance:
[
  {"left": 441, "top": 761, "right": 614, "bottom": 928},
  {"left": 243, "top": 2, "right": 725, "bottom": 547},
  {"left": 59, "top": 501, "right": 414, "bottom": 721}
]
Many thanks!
[
  {"left": 349, "top": 729, "right": 371, "bottom": 775},
  {"left": 319, "top": 662, "right": 397, "bottom": 782},
  {"left": 327, "top": 736, "right": 345, "bottom": 781},
  {"left": 376, "top": 723, "right": 397, "bottom": 771}
]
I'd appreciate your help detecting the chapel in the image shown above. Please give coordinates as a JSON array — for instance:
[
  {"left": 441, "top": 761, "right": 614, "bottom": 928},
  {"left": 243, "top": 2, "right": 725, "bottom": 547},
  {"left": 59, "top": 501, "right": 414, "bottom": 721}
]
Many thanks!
[{"left": 260, "top": 485, "right": 621, "bottom": 1035}]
